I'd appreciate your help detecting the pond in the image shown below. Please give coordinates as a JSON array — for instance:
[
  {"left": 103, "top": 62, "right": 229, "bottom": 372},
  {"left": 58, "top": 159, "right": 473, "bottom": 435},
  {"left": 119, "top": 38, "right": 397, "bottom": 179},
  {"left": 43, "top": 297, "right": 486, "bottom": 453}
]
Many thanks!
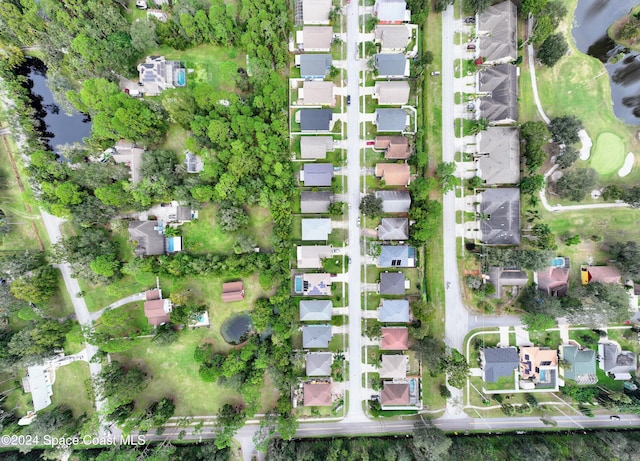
[
  {"left": 220, "top": 312, "right": 253, "bottom": 345},
  {"left": 15, "top": 57, "right": 92, "bottom": 151},
  {"left": 572, "top": 0, "right": 640, "bottom": 123}
]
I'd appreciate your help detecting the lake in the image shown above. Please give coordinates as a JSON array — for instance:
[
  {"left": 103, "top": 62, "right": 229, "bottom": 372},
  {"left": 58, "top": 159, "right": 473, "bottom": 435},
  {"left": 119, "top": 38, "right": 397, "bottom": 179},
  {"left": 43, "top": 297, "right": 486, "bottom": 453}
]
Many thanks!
[
  {"left": 572, "top": 0, "right": 640, "bottom": 123},
  {"left": 15, "top": 57, "right": 92, "bottom": 151}
]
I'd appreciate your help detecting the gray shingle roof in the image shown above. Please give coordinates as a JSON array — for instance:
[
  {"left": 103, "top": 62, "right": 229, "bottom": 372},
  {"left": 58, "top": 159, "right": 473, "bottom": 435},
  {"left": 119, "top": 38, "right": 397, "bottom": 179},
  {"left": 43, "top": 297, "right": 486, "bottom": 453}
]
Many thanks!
[
  {"left": 300, "top": 299, "right": 333, "bottom": 321},
  {"left": 488, "top": 266, "right": 528, "bottom": 298},
  {"left": 302, "top": 163, "right": 333, "bottom": 186},
  {"left": 128, "top": 220, "right": 165, "bottom": 256},
  {"left": 378, "top": 245, "right": 415, "bottom": 267},
  {"left": 379, "top": 299, "right": 410, "bottom": 323},
  {"left": 378, "top": 218, "right": 409, "bottom": 240},
  {"left": 376, "top": 109, "right": 408, "bottom": 132},
  {"left": 479, "top": 64, "right": 518, "bottom": 123},
  {"left": 300, "top": 109, "right": 333, "bottom": 131},
  {"left": 300, "top": 54, "right": 332, "bottom": 78},
  {"left": 480, "top": 188, "right": 520, "bottom": 245},
  {"left": 379, "top": 272, "right": 406, "bottom": 295},
  {"left": 375, "top": 25, "right": 411, "bottom": 50},
  {"left": 300, "top": 191, "right": 333, "bottom": 213},
  {"left": 480, "top": 347, "right": 519, "bottom": 383},
  {"left": 300, "top": 136, "right": 333, "bottom": 159},
  {"left": 306, "top": 352, "right": 333, "bottom": 376},
  {"left": 375, "top": 190, "right": 411, "bottom": 213},
  {"left": 600, "top": 342, "right": 637, "bottom": 375},
  {"left": 477, "top": 127, "right": 520, "bottom": 185},
  {"left": 478, "top": 1, "right": 517, "bottom": 63},
  {"left": 374, "top": 54, "right": 408, "bottom": 77},
  {"left": 302, "top": 325, "right": 332, "bottom": 348}
]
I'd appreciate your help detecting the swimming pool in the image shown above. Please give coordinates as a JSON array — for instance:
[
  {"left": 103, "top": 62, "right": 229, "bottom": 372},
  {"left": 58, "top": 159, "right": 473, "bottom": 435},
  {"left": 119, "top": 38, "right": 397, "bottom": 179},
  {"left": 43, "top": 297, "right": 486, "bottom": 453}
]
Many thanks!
[
  {"left": 409, "top": 379, "right": 415, "bottom": 393},
  {"left": 167, "top": 238, "right": 175, "bottom": 252},
  {"left": 551, "top": 257, "right": 565, "bottom": 267},
  {"left": 294, "top": 275, "right": 303, "bottom": 294},
  {"left": 176, "top": 68, "right": 186, "bottom": 86},
  {"left": 539, "top": 370, "right": 547, "bottom": 382}
]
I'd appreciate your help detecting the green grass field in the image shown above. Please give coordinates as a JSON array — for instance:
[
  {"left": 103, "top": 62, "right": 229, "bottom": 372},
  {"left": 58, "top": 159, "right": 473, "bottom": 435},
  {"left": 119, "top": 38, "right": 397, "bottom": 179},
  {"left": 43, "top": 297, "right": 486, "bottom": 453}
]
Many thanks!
[
  {"left": 590, "top": 132, "right": 625, "bottom": 175},
  {"left": 51, "top": 361, "right": 94, "bottom": 418}
]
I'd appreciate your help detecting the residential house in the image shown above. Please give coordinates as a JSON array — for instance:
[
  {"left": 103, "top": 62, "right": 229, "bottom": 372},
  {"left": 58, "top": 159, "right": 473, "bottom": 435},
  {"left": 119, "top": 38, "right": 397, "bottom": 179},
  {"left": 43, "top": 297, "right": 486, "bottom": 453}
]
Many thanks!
[
  {"left": 221, "top": 281, "right": 244, "bottom": 302},
  {"left": 476, "top": 127, "right": 520, "bottom": 185},
  {"left": 375, "top": 163, "right": 410, "bottom": 186},
  {"left": 374, "top": 54, "right": 410, "bottom": 78},
  {"left": 301, "top": 218, "right": 332, "bottom": 241},
  {"left": 479, "top": 347, "right": 519, "bottom": 383},
  {"left": 379, "top": 355, "right": 408, "bottom": 379},
  {"left": 300, "top": 136, "right": 334, "bottom": 159},
  {"left": 581, "top": 265, "right": 622, "bottom": 285},
  {"left": 373, "top": 0, "right": 410, "bottom": 24},
  {"left": 137, "top": 56, "right": 184, "bottom": 96},
  {"left": 301, "top": 163, "right": 333, "bottom": 186},
  {"left": 144, "top": 289, "right": 172, "bottom": 326},
  {"left": 374, "top": 25, "right": 411, "bottom": 52},
  {"left": 306, "top": 352, "right": 333, "bottom": 376},
  {"left": 378, "top": 245, "right": 415, "bottom": 268},
  {"left": 488, "top": 266, "right": 528, "bottom": 298},
  {"left": 536, "top": 258, "right": 570, "bottom": 297},
  {"left": 374, "top": 81, "right": 411, "bottom": 105},
  {"left": 559, "top": 345, "right": 598, "bottom": 385},
  {"left": 378, "top": 218, "right": 409, "bottom": 240},
  {"left": 375, "top": 136, "right": 410, "bottom": 159},
  {"left": 298, "top": 26, "right": 334, "bottom": 51},
  {"left": 379, "top": 299, "right": 410, "bottom": 323},
  {"left": 379, "top": 271, "right": 406, "bottom": 295},
  {"left": 478, "top": 1, "right": 517, "bottom": 64},
  {"left": 297, "top": 245, "right": 333, "bottom": 268},
  {"left": 480, "top": 188, "right": 521, "bottom": 245},
  {"left": 300, "top": 191, "right": 333, "bottom": 213},
  {"left": 185, "top": 151, "right": 204, "bottom": 173},
  {"left": 300, "top": 109, "right": 333, "bottom": 132},
  {"left": 303, "top": 382, "right": 332, "bottom": 406},
  {"left": 24, "top": 365, "right": 53, "bottom": 412},
  {"left": 380, "top": 381, "right": 410, "bottom": 406},
  {"left": 302, "top": 325, "right": 332, "bottom": 348},
  {"left": 376, "top": 190, "right": 411, "bottom": 213},
  {"left": 110, "top": 141, "right": 144, "bottom": 183},
  {"left": 299, "top": 299, "right": 333, "bottom": 321},
  {"left": 298, "top": 273, "right": 333, "bottom": 296},
  {"left": 298, "top": 54, "right": 332, "bottom": 79},
  {"left": 299, "top": 81, "right": 335, "bottom": 106},
  {"left": 380, "top": 327, "right": 409, "bottom": 350},
  {"left": 302, "top": 0, "right": 332, "bottom": 25},
  {"left": 128, "top": 221, "right": 165, "bottom": 256},
  {"left": 375, "top": 109, "right": 408, "bottom": 133},
  {"left": 598, "top": 342, "right": 637, "bottom": 380},
  {"left": 478, "top": 64, "right": 518, "bottom": 124},
  {"left": 519, "top": 346, "right": 558, "bottom": 389}
]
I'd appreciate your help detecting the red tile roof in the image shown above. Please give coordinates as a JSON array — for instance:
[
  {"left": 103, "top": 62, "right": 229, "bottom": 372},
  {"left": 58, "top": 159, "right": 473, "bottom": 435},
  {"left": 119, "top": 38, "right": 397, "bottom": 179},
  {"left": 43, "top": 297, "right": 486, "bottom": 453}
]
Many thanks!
[
  {"left": 381, "top": 327, "right": 409, "bottom": 350},
  {"left": 144, "top": 299, "right": 170, "bottom": 326},
  {"left": 381, "top": 381, "right": 410, "bottom": 405},
  {"left": 303, "top": 382, "right": 332, "bottom": 406},
  {"left": 145, "top": 289, "right": 161, "bottom": 301},
  {"left": 222, "top": 281, "right": 245, "bottom": 302},
  {"left": 588, "top": 266, "right": 621, "bottom": 284}
]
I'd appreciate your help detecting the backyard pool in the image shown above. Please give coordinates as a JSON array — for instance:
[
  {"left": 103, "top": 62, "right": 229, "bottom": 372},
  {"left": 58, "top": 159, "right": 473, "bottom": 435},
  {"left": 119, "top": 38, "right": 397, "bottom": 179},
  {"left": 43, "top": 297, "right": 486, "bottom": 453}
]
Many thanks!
[
  {"left": 176, "top": 68, "right": 186, "bottom": 86},
  {"left": 294, "top": 274, "right": 303, "bottom": 294},
  {"left": 539, "top": 370, "right": 547, "bottom": 382},
  {"left": 551, "top": 257, "right": 565, "bottom": 267}
]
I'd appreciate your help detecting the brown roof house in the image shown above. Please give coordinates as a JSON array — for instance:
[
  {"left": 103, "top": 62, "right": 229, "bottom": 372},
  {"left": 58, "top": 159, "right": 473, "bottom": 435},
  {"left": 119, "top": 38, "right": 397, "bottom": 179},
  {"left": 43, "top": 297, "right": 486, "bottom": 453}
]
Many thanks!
[
  {"left": 375, "top": 163, "right": 410, "bottom": 186},
  {"left": 581, "top": 265, "right": 622, "bottom": 285},
  {"left": 380, "top": 381, "right": 410, "bottom": 406},
  {"left": 221, "top": 281, "right": 245, "bottom": 302},
  {"left": 303, "top": 382, "right": 332, "bottom": 406},
  {"left": 519, "top": 346, "right": 558, "bottom": 390},
  {"left": 375, "top": 136, "right": 410, "bottom": 160},
  {"left": 536, "top": 258, "right": 570, "bottom": 297},
  {"left": 144, "top": 289, "right": 173, "bottom": 326},
  {"left": 380, "top": 327, "right": 409, "bottom": 350}
]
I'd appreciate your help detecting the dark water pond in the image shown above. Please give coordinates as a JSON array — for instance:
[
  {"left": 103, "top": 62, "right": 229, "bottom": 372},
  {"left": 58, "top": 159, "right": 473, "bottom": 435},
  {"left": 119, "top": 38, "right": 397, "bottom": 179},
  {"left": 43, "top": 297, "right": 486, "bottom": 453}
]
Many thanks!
[
  {"left": 220, "top": 312, "right": 253, "bottom": 345},
  {"left": 572, "top": 0, "right": 640, "bottom": 123},
  {"left": 15, "top": 57, "right": 92, "bottom": 150}
]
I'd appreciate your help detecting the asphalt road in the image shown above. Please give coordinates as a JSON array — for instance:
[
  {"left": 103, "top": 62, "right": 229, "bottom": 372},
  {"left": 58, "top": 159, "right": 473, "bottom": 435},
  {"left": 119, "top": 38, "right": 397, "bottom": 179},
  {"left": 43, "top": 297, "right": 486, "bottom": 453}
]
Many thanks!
[{"left": 344, "top": 0, "right": 367, "bottom": 422}]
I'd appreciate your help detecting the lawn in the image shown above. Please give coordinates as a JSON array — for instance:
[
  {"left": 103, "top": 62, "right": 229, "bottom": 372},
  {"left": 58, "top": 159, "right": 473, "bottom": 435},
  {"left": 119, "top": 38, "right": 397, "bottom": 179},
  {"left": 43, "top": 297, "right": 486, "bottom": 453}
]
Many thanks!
[
  {"left": 590, "top": 132, "right": 625, "bottom": 175},
  {"left": 182, "top": 204, "right": 273, "bottom": 253},
  {"left": 146, "top": 44, "right": 245, "bottom": 92},
  {"left": 51, "top": 361, "right": 94, "bottom": 419}
]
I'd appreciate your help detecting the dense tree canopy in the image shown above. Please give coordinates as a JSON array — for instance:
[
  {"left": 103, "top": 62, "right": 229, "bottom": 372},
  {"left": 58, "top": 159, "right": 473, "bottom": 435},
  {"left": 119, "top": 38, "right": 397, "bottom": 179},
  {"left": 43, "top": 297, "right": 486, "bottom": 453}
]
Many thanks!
[
  {"left": 610, "top": 241, "right": 640, "bottom": 280},
  {"left": 549, "top": 115, "right": 583, "bottom": 145},
  {"left": 538, "top": 33, "right": 569, "bottom": 67},
  {"left": 554, "top": 168, "right": 598, "bottom": 202}
]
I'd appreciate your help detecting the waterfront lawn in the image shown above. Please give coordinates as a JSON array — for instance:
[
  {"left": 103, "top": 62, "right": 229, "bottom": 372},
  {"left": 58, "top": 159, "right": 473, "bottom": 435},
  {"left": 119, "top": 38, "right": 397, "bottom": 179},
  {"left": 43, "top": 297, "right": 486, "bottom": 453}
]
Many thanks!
[{"left": 51, "top": 361, "right": 94, "bottom": 419}]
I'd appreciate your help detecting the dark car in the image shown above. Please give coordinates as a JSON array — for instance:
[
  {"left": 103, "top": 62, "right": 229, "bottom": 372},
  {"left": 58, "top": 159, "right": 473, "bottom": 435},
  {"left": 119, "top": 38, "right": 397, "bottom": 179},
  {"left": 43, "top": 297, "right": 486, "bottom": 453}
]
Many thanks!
[
  {"left": 464, "top": 17, "right": 476, "bottom": 24},
  {"left": 610, "top": 415, "right": 621, "bottom": 420},
  {"left": 467, "top": 43, "right": 476, "bottom": 50},
  {"left": 347, "top": 95, "right": 351, "bottom": 105}
]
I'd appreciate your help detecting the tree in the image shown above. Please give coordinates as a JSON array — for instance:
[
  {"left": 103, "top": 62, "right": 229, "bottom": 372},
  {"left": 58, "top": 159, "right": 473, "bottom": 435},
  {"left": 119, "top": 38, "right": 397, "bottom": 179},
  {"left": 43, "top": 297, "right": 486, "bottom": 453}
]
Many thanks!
[
  {"left": 522, "top": 312, "right": 555, "bottom": 331},
  {"left": 555, "top": 168, "right": 598, "bottom": 202},
  {"left": 439, "top": 349, "right": 469, "bottom": 388},
  {"left": 538, "top": 33, "right": 569, "bottom": 67},
  {"left": 359, "top": 194, "right": 383, "bottom": 217},
  {"left": 411, "top": 422, "right": 452, "bottom": 461},
  {"left": 522, "top": 0, "right": 549, "bottom": 16},
  {"left": 549, "top": 115, "right": 583, "bottom": 145},
  {"left": 216, "top": 203, "right": 249, "bottom": 232},
  {"left": 556, "top": 145, "right": 580, "bottom": 168},
  {"left": 95, "top": 361, "right": 148, "bottom": 411},
  {"left": 543, "top": 0, "right": 568, "bottom": 27},
  {"left": 566, "top": 283, "right": 631, "bottom": 327},
  {"left": 564, "top": 234, "right": 581, "bottom": 246},
  {"left": 602, "top": 185, "right": 624, "bottom": 201},
  {"left": 90, "top": 255, "right": 121, "bottom": 278},
  {"left": 7, "top": 320, "right": 72, "bottom": 362},
  {"left": 529, "top": 223, "right": 557, "bottom": 250},
  {"left": 328, "top": 202, "right": 344, "bottom": 216},
  {"left": 9, "top": 267, "right": 58, "bottom": 304},
  {"left": 520, "top": 121, "right": 550, "bottom": 172},
  {"left": 468, "top": 175, "right": 484, "bottom": 189},
  {"left": 622, "top": 186, "right": 640, "bottom": 208},
  {"left": 213, "top": 404, "right": 246, "bottom": 449},
  {"left": 610, "top": 241, "right": 640, "bottom": 279},
  {"left": 519, "top": 174, "right": 545, "bottom": 195},
  {"left": 436, "top": 161, "right": 457, "bottom": 193},
  {"left": 463, "top": 0, "right": 492, "bottom": 14},
  {"left": 434, "top": 0, "right": 454, "bottom": 13}
]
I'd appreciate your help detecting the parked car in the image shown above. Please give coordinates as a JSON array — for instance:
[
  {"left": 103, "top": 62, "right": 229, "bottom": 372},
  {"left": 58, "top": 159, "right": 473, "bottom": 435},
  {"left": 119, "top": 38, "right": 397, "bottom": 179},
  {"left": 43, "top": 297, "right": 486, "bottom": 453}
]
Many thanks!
[
  {"left": 135, "top": 0, "right": 148, "bottom": 9},
  {"left": 347, "top": 95, "right": 351, "bottom": 105},
  {"left": 464, "top": 17, "right": 476, "bottom": 24},
  {"left": 356, "top": 217, "right": 360, "bottom": 227},
  {"left": 467, "top": 43, "right": 476, "bottom": 50},
  {"left": 430, "top": 71, "right": 441, "bottom": 76},
  {"left": 610, "top": 415, "right": 621, "bottom": 420}
]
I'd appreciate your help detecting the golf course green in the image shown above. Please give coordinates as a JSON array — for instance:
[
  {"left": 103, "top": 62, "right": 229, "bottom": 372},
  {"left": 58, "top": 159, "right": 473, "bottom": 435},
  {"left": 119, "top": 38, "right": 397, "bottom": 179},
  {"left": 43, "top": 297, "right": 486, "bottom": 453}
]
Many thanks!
[{"left": 590, "top": 132, "right": 625, "bottom": 175}]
